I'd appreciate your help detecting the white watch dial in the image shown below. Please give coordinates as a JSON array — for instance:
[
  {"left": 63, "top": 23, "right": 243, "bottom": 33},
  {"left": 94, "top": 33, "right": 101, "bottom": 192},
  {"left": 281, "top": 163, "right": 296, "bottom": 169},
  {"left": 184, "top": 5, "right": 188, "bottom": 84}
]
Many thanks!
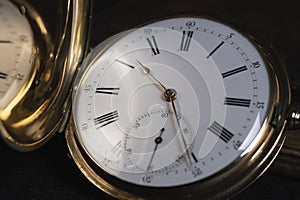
[
  {"left": 0, "top": 0, "right": 34, "bottom": 109},
  {"left": 73, "top": 17, "right": 270, "bottom": 187}
]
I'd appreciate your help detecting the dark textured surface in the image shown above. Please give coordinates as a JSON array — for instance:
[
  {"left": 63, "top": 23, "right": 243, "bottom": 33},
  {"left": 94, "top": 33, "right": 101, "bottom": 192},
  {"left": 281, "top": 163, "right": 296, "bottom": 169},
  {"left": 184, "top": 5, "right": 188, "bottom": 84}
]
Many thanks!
[
  {"left": 0, "top": 0, "right": 299, "bottom": 199},
  {"left": 1, "top": 134, "right": 300, "bottom": 200}
]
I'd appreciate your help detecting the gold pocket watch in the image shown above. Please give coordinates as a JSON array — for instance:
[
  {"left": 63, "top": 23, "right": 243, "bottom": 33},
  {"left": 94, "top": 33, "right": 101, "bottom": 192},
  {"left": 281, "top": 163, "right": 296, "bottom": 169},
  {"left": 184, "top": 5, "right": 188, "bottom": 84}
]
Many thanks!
[{"left": 0, "top": 0, "right": 299, "bottom": 199}]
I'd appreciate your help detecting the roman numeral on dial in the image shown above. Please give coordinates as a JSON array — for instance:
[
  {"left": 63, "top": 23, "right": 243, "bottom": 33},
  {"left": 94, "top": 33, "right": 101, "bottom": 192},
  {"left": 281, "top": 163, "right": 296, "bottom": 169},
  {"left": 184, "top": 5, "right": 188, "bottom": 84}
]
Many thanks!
[
  {"left": 224, "top": 97, "right": 251, "bottom": 107},
  {"left": 115, "top": 59, "right": 135, "bottom": 69},
  {"left": 179, "top": 30, "right": 194, "bottom": 51},
  {"left": 0, "top": 72, "right": 8, "bottom": 79},
  {"left": 95, "top": 87, "right": 120, "bottom": 95},
  {"left": 222, "top": 66, "right": 247, "bottom": 78},
  {"left": 191, "top": 152, "right": 198, "bottom": 163},
  {"left": 0, "top": 40, "right": 12, "bottom": 43},
  {"left": 94, "top": 110, "right": 119, "bottom": 128},
  {"left": 208, "top": 121, "right": 234, "bottom": 143},
  {"left": 146, "top": 36, "right": 160, "bottom": 56},
  {"left": 207, "top": 41, "right": 225, "bottom": 58}
]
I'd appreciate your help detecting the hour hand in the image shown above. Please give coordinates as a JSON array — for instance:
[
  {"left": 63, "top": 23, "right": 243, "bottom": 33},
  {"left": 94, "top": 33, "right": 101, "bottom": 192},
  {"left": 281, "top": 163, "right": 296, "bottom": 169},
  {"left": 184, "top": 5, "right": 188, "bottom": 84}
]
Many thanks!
[
  {"left": 115, "top": 59, "right": 135, "bottom": 69},
  {"left": 136, "top": 60, "right": 167, "bottom": 92}
]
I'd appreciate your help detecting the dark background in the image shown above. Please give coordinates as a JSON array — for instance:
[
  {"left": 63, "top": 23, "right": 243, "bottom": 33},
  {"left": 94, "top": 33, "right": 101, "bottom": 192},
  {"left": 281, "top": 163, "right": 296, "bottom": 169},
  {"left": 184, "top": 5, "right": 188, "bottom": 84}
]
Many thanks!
[{"left": 0, "top": 0, "right": 299, "bottom": 199}]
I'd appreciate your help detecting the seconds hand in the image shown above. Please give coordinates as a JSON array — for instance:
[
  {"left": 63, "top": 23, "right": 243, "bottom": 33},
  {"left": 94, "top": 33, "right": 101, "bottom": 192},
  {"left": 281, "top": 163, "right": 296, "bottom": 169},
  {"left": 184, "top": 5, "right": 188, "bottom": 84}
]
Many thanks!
[{"left": 147, "top": 128, "right": 165, "bottom": 171}]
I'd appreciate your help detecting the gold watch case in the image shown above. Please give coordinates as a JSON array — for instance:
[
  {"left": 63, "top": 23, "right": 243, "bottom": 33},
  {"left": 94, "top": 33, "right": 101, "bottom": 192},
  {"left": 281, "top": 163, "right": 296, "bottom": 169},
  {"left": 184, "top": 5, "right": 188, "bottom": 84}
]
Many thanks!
[{"left": 65, "top": 16, "right": 291, "bottom": 199}]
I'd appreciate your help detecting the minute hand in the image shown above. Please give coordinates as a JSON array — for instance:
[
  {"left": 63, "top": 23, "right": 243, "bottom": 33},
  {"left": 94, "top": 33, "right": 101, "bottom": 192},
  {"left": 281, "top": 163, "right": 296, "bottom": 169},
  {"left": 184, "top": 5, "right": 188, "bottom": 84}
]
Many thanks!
[
  {"left": 167, "top": 90, "right": 193, "bottom": 167},
  {"left": 136, "top": 60, "right": 193, "bottom": 167}
]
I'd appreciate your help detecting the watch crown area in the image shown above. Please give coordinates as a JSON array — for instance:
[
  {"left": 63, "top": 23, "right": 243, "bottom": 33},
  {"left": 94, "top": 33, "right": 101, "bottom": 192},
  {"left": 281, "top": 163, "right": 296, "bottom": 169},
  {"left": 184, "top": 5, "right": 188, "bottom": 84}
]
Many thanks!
[
  {"left": 287, "top": 78, "right": 300, "bottom": 130},
  {"left": 288, "top": 104, "right": 300, "bottom": 130}
]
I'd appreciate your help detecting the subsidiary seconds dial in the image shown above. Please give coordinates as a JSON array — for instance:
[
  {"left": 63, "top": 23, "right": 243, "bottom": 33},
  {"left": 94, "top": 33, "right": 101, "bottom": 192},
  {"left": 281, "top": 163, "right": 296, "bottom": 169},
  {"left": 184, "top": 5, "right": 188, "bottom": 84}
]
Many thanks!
[{"left": 122, "top": 108, "right": 194, "bottom": 173}]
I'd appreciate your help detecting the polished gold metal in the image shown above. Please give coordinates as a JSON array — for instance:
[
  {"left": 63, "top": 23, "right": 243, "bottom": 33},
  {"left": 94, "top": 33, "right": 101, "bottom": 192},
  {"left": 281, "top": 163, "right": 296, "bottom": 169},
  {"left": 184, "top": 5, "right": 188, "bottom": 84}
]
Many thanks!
[
  {"left": 163, "top": 88, "right": 177, "bottom": 102},
  {"left": 65, "top": 16, "right": 291, "bottom": 199},
  {"left": 0, "top": 0, "right": 91, "bottom": 151}
]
